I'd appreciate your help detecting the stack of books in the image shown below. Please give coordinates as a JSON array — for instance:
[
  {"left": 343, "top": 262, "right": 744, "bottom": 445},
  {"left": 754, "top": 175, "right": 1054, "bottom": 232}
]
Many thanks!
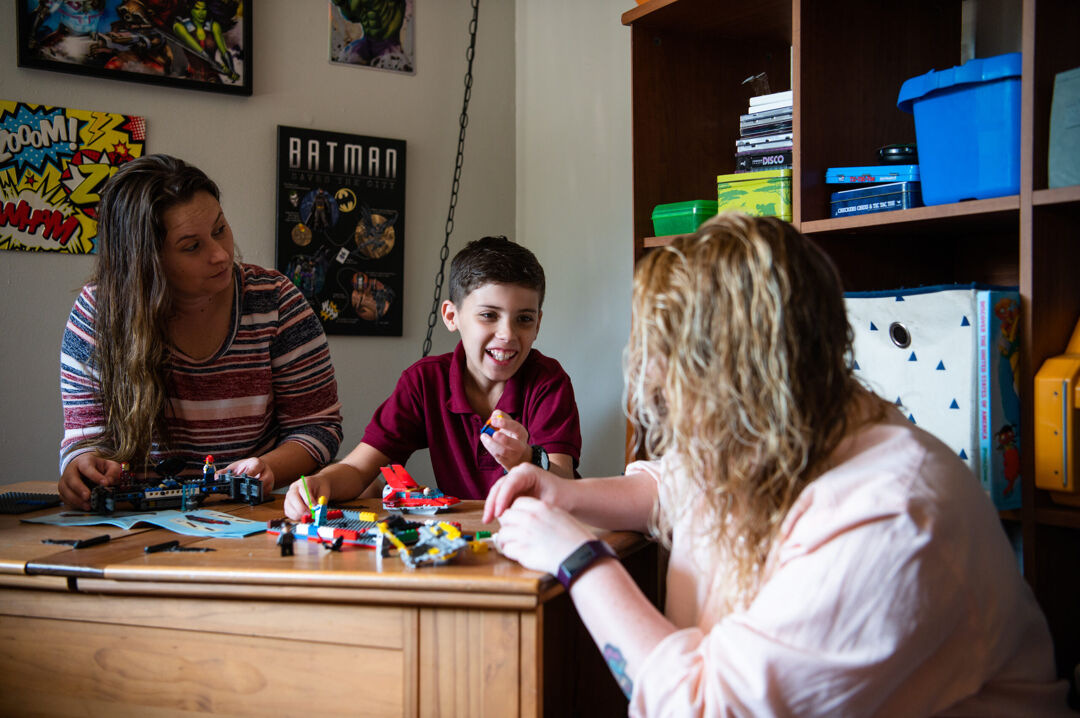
[{"left": 735, "top": 90, "right": 793, "bottom": 173}]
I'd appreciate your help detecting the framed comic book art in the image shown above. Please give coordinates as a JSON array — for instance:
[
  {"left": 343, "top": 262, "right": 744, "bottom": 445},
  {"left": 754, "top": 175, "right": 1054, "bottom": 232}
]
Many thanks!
[
  {"left": 16, "top": 0, "right": 252, "bottom": 96},
  {"left": 1, "top": 98, "right": 147, "bottom": 254},
  {"left": 276, "top": 125, "right": 406, "bottom": 337},
  {"left": 329, "top": 0, "right": 415, "bottom": 74}
]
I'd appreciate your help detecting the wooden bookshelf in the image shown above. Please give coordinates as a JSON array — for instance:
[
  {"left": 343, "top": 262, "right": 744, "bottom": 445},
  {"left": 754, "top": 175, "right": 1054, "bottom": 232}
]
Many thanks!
[{"left": 624, "top": 0, "right": 1080, "bottom": 683}]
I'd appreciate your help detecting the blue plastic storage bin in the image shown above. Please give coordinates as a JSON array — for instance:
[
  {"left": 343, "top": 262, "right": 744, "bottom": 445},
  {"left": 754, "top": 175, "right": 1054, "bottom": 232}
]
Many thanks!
[{"left": 897, "top": 53, "right": 1022, "bottom": 206}]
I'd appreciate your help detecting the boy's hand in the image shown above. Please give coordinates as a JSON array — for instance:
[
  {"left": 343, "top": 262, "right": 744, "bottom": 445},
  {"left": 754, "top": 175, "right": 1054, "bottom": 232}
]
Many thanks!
[
  {"left": 283, "top": 474, "right": 332, "bottom": 521},
  {"left": 480, "top": 410, "right": 533, "bottom": 472},
  {"left": 58, "top": 452, "right": 124, "bottom": 510},
  {"left": 222, "top": 456, "right": 275, "bottom": 496},
  {"left": 483, "top": 463, "right": 564, "bottom": 523}
]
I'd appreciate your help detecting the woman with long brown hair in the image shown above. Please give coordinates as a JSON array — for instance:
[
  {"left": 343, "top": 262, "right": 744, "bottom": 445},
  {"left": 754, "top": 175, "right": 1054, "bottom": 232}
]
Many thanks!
[
  {"left": 484, "top": 213, "right": 1066, "bottom": 715},
  {"left": 59, "top": 154, "right": 342, "bottom": 509}
]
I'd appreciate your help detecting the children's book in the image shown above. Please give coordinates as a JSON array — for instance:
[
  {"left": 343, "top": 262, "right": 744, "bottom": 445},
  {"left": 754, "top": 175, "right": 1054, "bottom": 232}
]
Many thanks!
[{"left": 977, "top": 289, "right": 1022, "bottom": 509}]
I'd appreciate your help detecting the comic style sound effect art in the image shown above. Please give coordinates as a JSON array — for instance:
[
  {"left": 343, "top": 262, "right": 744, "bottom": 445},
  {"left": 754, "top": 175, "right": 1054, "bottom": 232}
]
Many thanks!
[{"left": 0, "top": 100, "right": 146, "bottom": 254}]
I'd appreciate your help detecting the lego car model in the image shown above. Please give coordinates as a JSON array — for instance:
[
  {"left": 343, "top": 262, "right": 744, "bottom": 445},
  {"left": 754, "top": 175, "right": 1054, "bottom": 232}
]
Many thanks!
[{"left": 379, "top": 464, "right": 460, "bottom": 515}]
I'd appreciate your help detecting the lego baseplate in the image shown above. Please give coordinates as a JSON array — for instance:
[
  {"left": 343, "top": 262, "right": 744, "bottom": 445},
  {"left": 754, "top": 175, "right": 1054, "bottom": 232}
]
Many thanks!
[{"left": 267, "top": 509, "right": 423, "bottom": 549}]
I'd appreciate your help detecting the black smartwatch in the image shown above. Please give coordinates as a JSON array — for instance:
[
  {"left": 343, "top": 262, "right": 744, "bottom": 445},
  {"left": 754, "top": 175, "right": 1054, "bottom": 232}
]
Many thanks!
[
  {"left": 556, "top": 539, "right": 617, "bottom": 590},
  {"left": 530, "top": 444, "right": 550, "bottom": 470}
]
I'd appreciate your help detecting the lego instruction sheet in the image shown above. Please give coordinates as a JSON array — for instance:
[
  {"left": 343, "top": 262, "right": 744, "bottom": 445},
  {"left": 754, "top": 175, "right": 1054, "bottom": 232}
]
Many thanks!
[{"left": 25, "top": 508, "right": 265, "bottom": 538}]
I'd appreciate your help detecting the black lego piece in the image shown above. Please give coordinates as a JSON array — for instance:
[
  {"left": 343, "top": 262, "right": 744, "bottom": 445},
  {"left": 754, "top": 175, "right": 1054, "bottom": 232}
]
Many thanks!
[{"left": 0, "top": 492, "right": 62, "bottom": 514}]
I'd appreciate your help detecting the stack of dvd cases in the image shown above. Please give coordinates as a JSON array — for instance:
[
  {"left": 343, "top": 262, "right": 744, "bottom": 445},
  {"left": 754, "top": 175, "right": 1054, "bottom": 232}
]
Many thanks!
[{"left": 735, "top": 90, "right": 793, "bottom": 173}]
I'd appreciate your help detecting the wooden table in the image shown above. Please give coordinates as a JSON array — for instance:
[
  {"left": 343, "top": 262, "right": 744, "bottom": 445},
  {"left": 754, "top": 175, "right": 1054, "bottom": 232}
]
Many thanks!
[{"left": 0, "top": 481, "right": 656, "bottom": 717}]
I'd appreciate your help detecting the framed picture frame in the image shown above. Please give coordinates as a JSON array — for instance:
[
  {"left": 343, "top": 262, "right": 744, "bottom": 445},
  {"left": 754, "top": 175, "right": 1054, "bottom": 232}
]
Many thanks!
[
  {"left": 276, "top": 125, "right": 407, "bottom": 337},
  {"left": 16, "top": 1, "right": 252, "bottom": 96},
  {"left": 329, "top": 0, "right": 415, "bottom": 74}
]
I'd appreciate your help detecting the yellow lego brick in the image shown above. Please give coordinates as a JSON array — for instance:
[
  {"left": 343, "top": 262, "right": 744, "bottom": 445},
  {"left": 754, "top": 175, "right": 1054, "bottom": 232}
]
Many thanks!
[{"left": 438, "top": 522, "right": 462, "bottom": 540}]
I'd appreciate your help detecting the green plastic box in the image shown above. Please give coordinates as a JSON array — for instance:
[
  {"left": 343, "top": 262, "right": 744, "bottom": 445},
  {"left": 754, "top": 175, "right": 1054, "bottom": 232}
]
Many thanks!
[
  {"left": 651, "top": 200, "right": 719, "bottom": 236},
  {"left": 716, "top": 168, "right": 792, "bottom": 222}
]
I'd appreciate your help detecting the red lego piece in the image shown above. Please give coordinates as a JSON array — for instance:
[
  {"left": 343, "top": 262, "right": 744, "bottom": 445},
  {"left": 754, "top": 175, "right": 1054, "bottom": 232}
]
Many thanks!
[{"left": 379, "top": 464, "right": 460, "bottom": 514}]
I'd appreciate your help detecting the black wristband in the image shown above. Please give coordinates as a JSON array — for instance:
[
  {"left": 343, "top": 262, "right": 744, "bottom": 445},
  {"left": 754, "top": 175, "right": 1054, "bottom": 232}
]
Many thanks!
[
  {"left": 556, "top": 539, "right": 616, "bottom": 590},
  {"left": 530, "top": 444, "right": 550, "bottom": 470}
]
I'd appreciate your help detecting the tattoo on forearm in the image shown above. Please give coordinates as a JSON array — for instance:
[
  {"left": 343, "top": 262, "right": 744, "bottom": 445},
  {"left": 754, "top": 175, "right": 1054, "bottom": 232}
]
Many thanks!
[{"left": 603, "top": 643, "right": 633, "bottom": 699}]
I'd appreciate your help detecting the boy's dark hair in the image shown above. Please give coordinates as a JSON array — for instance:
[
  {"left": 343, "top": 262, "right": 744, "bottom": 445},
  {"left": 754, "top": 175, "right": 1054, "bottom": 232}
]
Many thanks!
[{"left": 448, "top": 236, "right": 546, "bottom": 307}]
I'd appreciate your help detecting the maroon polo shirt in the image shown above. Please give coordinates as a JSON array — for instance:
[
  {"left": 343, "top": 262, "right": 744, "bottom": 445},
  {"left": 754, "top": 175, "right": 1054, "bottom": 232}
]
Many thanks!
[{"left": 361, "top": 342, "right": 582, "bottom": 499}]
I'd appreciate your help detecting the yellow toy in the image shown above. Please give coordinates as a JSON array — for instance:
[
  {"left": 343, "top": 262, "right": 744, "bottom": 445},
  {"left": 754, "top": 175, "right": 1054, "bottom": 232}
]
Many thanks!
[{"left": 1034, "top": 316, "right": 1080, "bottom": 504}]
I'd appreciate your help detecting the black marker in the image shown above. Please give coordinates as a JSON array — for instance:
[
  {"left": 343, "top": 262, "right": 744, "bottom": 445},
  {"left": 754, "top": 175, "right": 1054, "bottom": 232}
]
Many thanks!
[
  {"left": 72, "top": 534, "right": 111, "bottom": 549},
  {"left": 144, "top": 539, "right": 180, "bottom": 554}
]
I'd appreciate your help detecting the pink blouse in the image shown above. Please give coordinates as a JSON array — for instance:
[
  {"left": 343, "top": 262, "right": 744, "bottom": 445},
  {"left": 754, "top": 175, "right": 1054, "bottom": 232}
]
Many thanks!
[{"left": 627, "top": 406, "right": 1068, "bottom": 716}]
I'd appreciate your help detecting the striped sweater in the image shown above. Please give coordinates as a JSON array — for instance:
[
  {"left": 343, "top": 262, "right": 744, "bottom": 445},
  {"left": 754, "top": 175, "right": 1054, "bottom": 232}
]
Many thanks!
[{"left": 60, "top": 264, "right": 343, "bottom": 477}]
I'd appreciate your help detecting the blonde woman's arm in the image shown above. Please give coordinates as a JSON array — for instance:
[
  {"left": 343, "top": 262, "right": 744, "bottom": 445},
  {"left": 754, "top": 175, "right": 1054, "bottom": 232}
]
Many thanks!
[
  {"left": 482, "top": 463, "right": 657, "bottom": 531},
  {"left": 493, "top": 495, "right": 673, "bottom": 699}
]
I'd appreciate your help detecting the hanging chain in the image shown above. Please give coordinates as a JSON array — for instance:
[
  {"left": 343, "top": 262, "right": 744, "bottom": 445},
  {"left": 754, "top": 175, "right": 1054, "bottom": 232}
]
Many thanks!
[{"left": 422, "top": 0, "right": 479, "bottom": 357}]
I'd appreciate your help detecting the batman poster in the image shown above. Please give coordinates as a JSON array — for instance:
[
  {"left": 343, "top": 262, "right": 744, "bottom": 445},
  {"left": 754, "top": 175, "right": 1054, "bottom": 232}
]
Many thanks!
[{"left": 276, "top": 124, "right": 405, "bottom": 336}]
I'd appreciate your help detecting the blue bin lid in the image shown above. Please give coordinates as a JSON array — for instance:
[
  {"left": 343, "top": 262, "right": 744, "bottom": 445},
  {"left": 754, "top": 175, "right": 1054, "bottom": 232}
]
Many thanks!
[{"left": 897, "top": 52, "right": 1022, "bottom": 113}]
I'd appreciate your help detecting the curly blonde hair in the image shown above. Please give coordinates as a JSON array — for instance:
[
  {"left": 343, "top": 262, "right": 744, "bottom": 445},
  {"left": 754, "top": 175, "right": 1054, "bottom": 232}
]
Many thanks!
[{"left": 625, "top": 213, "right": 874, "bottom": 609}]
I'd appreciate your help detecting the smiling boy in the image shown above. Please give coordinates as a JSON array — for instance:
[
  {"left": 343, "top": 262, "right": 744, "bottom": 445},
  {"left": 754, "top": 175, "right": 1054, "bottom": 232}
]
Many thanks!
[{"left": 284, "top": 236, "right": 581, "bottom": 518}]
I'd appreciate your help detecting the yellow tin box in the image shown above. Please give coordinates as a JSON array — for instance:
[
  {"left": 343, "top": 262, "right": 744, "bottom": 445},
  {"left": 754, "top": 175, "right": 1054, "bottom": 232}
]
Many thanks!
[{"left": 716, "top": 168, "right": 792, "bottom": 222}]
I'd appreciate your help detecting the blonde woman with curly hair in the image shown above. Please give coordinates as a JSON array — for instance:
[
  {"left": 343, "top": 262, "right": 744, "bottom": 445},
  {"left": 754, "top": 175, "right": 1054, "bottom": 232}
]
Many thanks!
[
  {"left": 485, "top": 213, "right": 1067, "bottom": 715},
  {"left": 58, "top": 154, "right": 343, "bottom": 509}
]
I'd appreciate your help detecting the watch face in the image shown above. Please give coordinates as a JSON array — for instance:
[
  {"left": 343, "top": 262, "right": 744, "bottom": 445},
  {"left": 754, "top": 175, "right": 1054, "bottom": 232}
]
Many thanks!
[
  {"left": 557, "top": 540, "right": 616, "bottom": 589},
  {"left": 563, "top": 542, "right": 600, "bottom": 573}
]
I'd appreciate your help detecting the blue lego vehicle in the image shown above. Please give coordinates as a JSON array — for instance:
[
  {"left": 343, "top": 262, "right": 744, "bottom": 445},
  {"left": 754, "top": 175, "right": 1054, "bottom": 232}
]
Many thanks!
[{"left": 87, "top": 458, "right": 268, "bottom": 514}]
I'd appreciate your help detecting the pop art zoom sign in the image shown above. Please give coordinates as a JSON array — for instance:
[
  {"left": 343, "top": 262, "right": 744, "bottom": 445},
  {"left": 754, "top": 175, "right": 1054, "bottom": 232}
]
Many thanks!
[{"left": 0, "top": 100, "right": 146, "bottom": 254}]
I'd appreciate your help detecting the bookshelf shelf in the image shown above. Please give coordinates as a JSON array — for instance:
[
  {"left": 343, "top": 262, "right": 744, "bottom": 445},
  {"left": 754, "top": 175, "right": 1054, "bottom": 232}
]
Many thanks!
[
  {"left": 800, "top": 196, "right": 1021, "bottom": 237},
  {"left": 623, "top": 0, "right": 790, "bottom": 40},
  {"left": 1032, "top": 184, "right": 1080, "bottom": 207},
  {"left": 645, "top": 196, "right": 1022, "bottom": 250},
  {"left": 641, "top": 235, "right": 674, "bottom": 249},
  {"left": 1000, "top": 509, "right": 1023, "bottom": 523},
  {"left": 1034, "top": 507, "right": 1080, "bottom": 531},
  {"left": 623, "top": 0, "right": 1080, "bottom": 683}
]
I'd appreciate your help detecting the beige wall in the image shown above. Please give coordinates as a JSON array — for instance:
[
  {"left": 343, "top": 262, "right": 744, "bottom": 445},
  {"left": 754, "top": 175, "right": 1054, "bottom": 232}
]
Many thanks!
[
  {"left": 0, "top": 0, "right": 633, "bottom": 487},
  {"left": 515, "top": 0, "right": 633, "bottom": 476}
]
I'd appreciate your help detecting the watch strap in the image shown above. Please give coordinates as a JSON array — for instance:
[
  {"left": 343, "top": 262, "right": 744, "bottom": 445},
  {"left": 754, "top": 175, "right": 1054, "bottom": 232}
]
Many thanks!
[
  {"left": 556, "top": 539, "right": 616, "bottom": 590},
  {"left": 530, "top": 444, "right": 549, "bottom": 470}
]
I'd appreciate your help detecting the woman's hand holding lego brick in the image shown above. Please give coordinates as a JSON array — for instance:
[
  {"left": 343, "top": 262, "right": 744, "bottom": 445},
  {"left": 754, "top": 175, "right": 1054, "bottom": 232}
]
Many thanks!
[
  {"left": 58, "top": 452, "right": 125, "bottom": 510},
  {"left": 223, "top": 456, "right": 275, "bottom": 498}
]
